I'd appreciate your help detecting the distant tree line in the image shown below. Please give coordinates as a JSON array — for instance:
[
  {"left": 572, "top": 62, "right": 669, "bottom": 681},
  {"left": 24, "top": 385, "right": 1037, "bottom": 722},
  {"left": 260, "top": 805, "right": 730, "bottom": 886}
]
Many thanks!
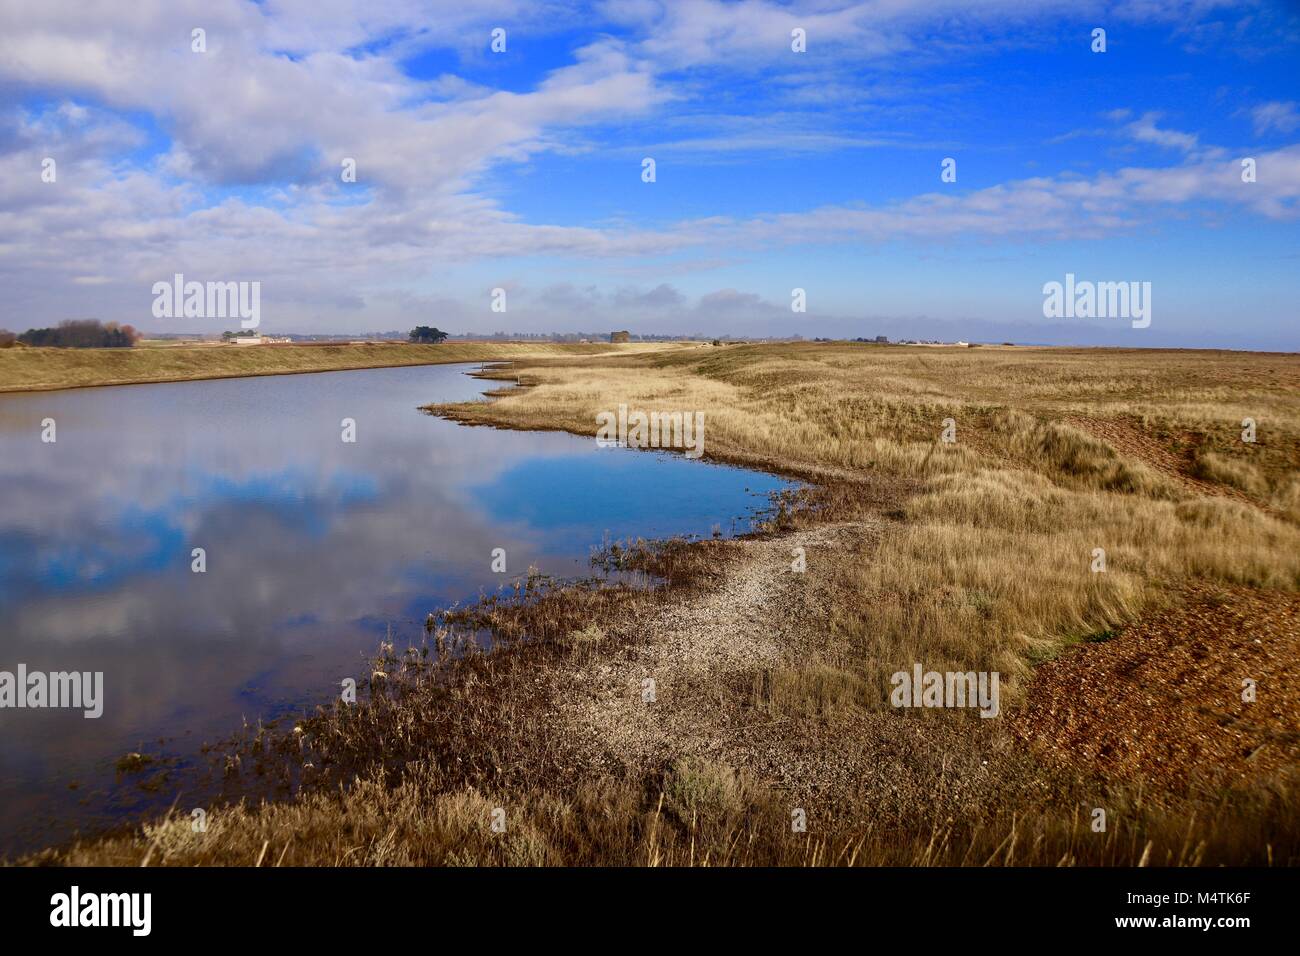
[
  {"left": 409, "top": 326, "right": 448, "bottom": 343},
  {"left": 10, "top": 320, "right": 141, "bottom": 348}
]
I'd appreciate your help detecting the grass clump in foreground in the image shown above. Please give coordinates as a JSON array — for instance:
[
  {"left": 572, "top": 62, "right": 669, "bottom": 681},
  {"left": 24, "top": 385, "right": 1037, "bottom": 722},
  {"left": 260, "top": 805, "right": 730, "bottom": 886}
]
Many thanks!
[{"left": 22, "top": 342, "right": 1300, "bottom": 866}]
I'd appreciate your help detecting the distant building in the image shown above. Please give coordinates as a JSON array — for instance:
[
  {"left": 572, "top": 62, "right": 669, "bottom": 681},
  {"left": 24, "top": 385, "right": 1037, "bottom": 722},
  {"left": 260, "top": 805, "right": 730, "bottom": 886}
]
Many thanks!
[{"left": 610, "top": 330, "right": 630, "bottom": 343}]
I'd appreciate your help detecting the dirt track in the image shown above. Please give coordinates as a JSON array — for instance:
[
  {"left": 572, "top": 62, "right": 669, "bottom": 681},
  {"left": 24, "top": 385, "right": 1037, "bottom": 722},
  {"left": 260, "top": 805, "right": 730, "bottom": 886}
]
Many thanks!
[{"left": 534, "top": 520, "right": 1031, "bottom": 826}]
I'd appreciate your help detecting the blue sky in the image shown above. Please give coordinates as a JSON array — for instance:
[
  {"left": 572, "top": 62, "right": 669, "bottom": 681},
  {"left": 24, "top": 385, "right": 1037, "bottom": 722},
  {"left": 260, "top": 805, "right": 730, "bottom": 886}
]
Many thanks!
[{"left": 1, "top": 0, "right": 1298, "bottom": 348}]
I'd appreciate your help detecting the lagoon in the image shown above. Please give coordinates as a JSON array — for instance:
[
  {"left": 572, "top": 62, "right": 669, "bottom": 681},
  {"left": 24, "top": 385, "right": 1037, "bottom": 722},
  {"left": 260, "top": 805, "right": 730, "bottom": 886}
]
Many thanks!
[{"left": 0, "top": 363, "right": 790, "bottom": 854}]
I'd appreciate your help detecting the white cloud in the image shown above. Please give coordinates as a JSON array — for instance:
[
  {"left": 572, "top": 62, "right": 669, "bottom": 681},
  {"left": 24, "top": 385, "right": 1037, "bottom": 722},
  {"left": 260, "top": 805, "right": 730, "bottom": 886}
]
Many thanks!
[
  {"left": 1251, "top": 100, "right": 1300, "bottom": 135},
  {"left": 0, "top": 0, "right": 1293, "bottom": 338},
  {"left": 1123, "top": 112, "right": 1200, "bottom": 152}
]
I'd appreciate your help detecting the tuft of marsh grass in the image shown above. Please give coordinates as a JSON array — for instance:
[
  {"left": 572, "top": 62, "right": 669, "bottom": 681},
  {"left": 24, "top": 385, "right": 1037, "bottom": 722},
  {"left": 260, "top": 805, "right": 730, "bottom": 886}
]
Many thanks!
[{"left": 29, "top": 754, "right": 1300, "bottom": 866}]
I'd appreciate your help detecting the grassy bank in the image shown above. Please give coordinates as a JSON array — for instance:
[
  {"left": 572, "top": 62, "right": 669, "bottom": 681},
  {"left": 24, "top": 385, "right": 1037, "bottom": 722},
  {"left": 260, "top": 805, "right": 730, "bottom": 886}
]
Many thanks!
[
  {"left": 0, "top": 340, "right": 688, "bottom": 393},
  {"left": 434, "top": 344, "right": 1300, "bottom": 699},
  {"left": 20, "top": 342, "right": 1300, "bottom": 866}
]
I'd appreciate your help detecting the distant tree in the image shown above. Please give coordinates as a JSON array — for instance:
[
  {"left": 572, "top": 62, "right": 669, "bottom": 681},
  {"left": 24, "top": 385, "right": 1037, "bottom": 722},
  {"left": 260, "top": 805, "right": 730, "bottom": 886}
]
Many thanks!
[
  {"left": 18, "top": 319, "right": 139, "bottom": 348},
  {"left": 111, "top": 322, "right": 142, "bottom": 344},
  {"left": 0, "top": 329, "right": 15, "bottom": 348},
  {"left": 409, "top": 326, "right": 448, "bottom": 344}
]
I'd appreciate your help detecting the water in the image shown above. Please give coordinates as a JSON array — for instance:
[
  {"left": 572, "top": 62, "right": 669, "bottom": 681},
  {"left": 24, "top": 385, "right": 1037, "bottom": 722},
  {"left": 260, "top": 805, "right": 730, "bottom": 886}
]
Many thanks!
[{"left": 0, "top": 363, "right": 792, "bottom": 854}]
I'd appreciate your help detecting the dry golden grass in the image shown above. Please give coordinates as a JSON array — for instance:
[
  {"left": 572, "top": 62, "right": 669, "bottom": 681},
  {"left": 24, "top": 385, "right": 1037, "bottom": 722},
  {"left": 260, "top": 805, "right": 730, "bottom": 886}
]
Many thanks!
[
  {"left": 31, "top": 756, "right": 1299, "bottom": 866},
  {"left": 433, "top": 343, "right": 1300, "bottom": 703}
]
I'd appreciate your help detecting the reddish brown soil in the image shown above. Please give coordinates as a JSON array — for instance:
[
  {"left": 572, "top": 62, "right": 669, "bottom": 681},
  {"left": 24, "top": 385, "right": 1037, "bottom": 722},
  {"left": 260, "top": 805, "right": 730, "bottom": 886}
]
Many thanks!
[
  {"left": 1010, "top": 584, "right": 1300, "bottom": 792},
  {"left": 1066, "top": 415, "right": 1256, "bottom": 505}
]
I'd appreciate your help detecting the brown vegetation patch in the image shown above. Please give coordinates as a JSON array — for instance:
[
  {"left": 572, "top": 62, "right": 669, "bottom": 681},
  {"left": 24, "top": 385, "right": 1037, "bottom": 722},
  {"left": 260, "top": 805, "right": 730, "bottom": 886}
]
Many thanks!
[{"left": 1066, "top": 414, "right": 1256, "bottom": 504}]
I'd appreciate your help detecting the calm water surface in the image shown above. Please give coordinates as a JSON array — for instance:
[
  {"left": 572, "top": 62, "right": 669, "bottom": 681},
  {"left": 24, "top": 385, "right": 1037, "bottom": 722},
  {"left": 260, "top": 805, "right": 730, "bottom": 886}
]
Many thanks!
[{"left": 0, "top": 363, "right": 791, "bottom": 853}]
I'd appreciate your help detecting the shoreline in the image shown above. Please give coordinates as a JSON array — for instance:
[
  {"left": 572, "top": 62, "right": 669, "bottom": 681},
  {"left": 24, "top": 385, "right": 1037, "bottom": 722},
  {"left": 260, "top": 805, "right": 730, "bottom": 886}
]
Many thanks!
[
  {"left": 0, "top": 341, "right": 687, "bottom": 395},
  {"left": 1, "top": 356, "right": 470, "bottom": 395}
]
